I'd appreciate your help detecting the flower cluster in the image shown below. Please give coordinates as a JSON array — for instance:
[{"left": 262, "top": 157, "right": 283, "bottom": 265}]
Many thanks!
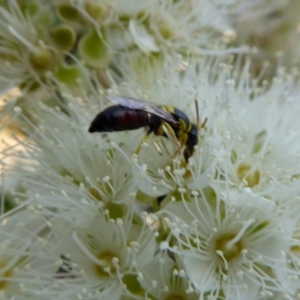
[
  {"left": 1, "top": 1, "right": 300, "bottom": 300},
  {"left": 0, "top": 0, "right": 240, "bottom": 94}
]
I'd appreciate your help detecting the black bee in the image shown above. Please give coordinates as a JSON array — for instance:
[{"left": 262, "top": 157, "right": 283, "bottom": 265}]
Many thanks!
[{"left": 89, "top": 96, "right": 206, "bottom": 161}]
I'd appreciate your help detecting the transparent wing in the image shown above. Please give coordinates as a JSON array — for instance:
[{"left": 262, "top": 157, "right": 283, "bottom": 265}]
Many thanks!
[{"left": 106, "top": 95, "right": 177, "bottom": 124}]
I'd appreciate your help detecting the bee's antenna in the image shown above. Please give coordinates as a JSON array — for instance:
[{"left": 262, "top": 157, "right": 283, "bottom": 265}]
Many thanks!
[
  {"left": 195, "top": 99, "right": 200, "bottom": 130},
  {"left": 195, "top": 98, "right": 207, "bottom": 130}
]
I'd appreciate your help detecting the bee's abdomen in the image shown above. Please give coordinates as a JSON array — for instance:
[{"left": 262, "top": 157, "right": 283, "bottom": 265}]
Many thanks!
[
  {"left": 116, "top": 106, "right": 149, "bottom": 130},
  {"left": 89, "top": 105, "right": 149, "bottom": 132}
]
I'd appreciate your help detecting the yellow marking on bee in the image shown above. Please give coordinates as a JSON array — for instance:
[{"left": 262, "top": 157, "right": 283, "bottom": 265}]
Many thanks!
[
  {"left": 178, "top": 133, "right": 188, "bottom": 145},
  {"left": 161, "top": 105, "right": 175, "bottom": 114},
  {"left": 157, "top": 123, "right": 165, "bottom": 136},
  {"left": 179, "top": 119, "right": 186, "bottom": 131}
]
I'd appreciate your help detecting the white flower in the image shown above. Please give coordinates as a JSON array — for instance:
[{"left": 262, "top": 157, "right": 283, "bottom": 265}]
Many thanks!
[
  {"left": 0, "top": 0, "right": 57, "bottom": 92},
  {"left": 207, "top": 68, "right": 300, "bottom": 195},
  {"left": 2, "top": 24, "right": 300, "bottom": 300},
  {"left": 129, "top": 20, "right": 160, "bottom": 53},
  {"left": 103, "top": 58, "right": 231, "bottom": 197},
  {"left": 145, "top": 0, "right": 234, "bottom": 52},
  {"left": 48, "top": 209, "right": 156, "bottom": 299},
  {"left": 162, "top": 189, "right": 298, "bottom": 299},
  {"left": 8, "top": 94, "right": 141, "bottom": 212},
  {"left": 73, "top": 0, "right": 235, "bottom": 54},
  {"left": 0, "top": 210, "right": 58, "bottom": 299},
  {"left": 115, "top": 57, "right": 300, "bottom": 198},
  {"left": 1, "top": 1, "right": 300, "bottom": 300},
  {"left": 139, "top": 252, "right": 199, "bottom": 299}
]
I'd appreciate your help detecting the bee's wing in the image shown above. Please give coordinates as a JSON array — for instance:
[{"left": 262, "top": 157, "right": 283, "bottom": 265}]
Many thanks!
[{"left": 106, "top": 95, "right": 178, "bottom": 124}]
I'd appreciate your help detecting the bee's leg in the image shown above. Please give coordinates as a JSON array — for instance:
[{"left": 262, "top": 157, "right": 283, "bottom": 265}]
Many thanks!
[
  {"left": 201, "top": 117, "right": 208, "bottom": 128},
  {"left": 135, "top": 129, "right": 152, "bottom": 155},
  {"left": 161, "top": 123, "right": 181, "bottom": 156},
  {"left": 172, "top": 133, "right": 188, "bottom": 158}
]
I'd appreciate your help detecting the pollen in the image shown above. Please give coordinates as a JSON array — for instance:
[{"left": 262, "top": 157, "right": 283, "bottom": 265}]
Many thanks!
[
  {"left": 236, "top": 163, "right": 261, "bottom": 188},
  {"left": 214, "top": 233, "right": 244, "bottom": 264},
  {"left": 163, "top": 160, "right": 193, "bottom": 181},
  {"left": 290, "top": 245, "right": 300, "bottom": 254},
  {"left": 94, "top": 251, "right": 119, "bottom": 278},
  {"left": 88, "top": 177, "right": 115, "bottom": 203},
  {"left": 157, "top": 19, "right": 176, "bottom": 40}
]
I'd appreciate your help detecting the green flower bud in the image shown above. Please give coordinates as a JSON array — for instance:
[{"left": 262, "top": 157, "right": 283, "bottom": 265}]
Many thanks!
[
  {"left": 54, "top": 63, "right": 81, "bottom": 85},
  {"left": 84, "top": 3, "right": 106, "bottom": 20},
  {"left": 78, "top": 29, "right": 112, "bottom": 68},
  {"left": 19, "top": 0, "right": 39, "bottom": 16},
  {"left": 56, "top": 4, "right": 82, "bottom": 22},
  {"left": 50, "top": 25, "right": 76, "bottom": 51},
  {"left": 28, "top": 47, "right": 53, "bottom": 73}
]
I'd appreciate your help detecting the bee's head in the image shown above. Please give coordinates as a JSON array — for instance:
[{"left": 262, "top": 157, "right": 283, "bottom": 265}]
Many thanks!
[{"left": 183, "top": 124, "right": 198, "bottom": 161}]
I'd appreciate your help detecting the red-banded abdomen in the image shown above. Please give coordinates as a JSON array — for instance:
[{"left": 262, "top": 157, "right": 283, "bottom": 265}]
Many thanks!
[{"left": 89, "top": 105, "right": 150, "bottom": 132}]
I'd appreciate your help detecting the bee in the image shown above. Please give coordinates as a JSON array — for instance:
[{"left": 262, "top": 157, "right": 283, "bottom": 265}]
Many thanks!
[{"left": 88, "top": 96, "right": 206, "bottom": 161}]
